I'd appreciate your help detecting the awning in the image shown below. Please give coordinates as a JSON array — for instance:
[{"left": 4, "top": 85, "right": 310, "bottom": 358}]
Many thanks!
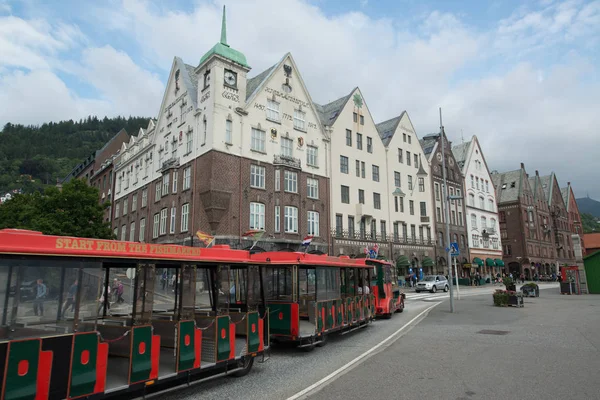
[
  {"left": 422, "top": 257, "right": 434, "bottom": 267},
  {"left": 396, "top": 255, "right": 410, "bottom": 268},
  {"left": 494, "top": 259, "right": 505, "bottom": 267},
  {"left": 485, "top": 258, "right": 496, "bottom": 267},
  {"left": 473, "top": 257, "right": 484, "bottom": 267}
]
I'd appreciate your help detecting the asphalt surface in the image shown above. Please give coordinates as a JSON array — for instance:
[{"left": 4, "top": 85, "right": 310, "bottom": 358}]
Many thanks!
[
  {"left": 155, "top": 285, "right": 512, "bottom": 400},
  {"left": 309, "top": 286, "right": 600, "bottom": 400}
]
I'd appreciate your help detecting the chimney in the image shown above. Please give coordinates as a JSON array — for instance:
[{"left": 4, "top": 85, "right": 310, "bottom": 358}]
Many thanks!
[
  {"left": 567, "top": 181, "right": 570, "bottom": 186},
  {"left": 520, "top": 162, "right": 525, "bottom": 169},
  {"left": 535, "top": 170, "right": 539, "bottom": 176}
]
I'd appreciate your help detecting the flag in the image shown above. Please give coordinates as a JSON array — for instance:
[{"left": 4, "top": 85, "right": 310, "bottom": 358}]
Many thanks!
[
  {"left": 373, "top": 243, "right": 379, "bottom": 257},
  {"left": 196, "top": 230, "right": 215, "bottom": 247},
  {"left": 302, "top": 236, "right": 313, "bottom": 246},
  {"left": 242, "top": 230, "right": 264, "bottom": 250}
]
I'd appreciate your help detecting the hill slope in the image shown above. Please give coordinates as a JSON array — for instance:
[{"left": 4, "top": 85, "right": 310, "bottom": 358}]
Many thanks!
[
  {"left": 0, "top": 116, "right": 149, "bottom": 194},
  {"left": 576, "top": 197, "right": 600, "bottom": 218}
]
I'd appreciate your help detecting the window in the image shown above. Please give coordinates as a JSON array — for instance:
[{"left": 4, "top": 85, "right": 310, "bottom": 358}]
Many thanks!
[
  {"left": 251, "top": 128, "right": 266, "bottom": 152},
  {"left": 451, "top": 210, "right": 456, "bottom": 225},
  {"left": 488, "top": 199, "right": 494, "bottom": 212},
  {"left": 353, "top": 112, "right": 358, "bottom": 122},
  {"left": 372, "top": 165, "right": 379, "bottom": 182},
  {"left": 202, "top": 117, "right": 207, "bottom": 145},
  {"left": 471, "top": 214, "right": 477, "bottom": 228},
  {"left": 125, "top": 172, "right": 130, "bottom": 189},
  {"left": 418, "top": 178, "right": 425, "bottom": 192},
  {"left": 393, "top": 222, "right": 399, "bottom": 240},
  {"left": 307, "top": 177, "right": 319, "bottom": 199},
  {"left": 275, "top": 206, "right": 280, "bottom": 232},
  {"left": 402, "top": 223, "right": 408, "bottom": 239},
  {"left": 456, "top": 189, "right": 461, "bottom": 205},
  {"left": 408, "top": 135, "right": 412, "bottom": 144},
  {"left": 250, "top": 202, "right": 265, "bottom": 230},
  {"left": 341, "top": 185, "right": 350, "bottom": 204},
  {"left": 373, "top": 193, "right": 381, "bottom": 209},
  {"left": 172, "top": 170, "right": 178, "bottom": 193},
  {"left": 399, "top": 196, "right": 404, "bottom": 213},
  {"left": 267, "top": 99, "right": 280, "bottom": 121},
  {"left": 360, "top": 115, "right": 364, "bottom": 125},
  {"left": 144, "top": 160, "right": 149, "bottom": 177},
  {"left": 169, "top": 207, "right": 176, "bottom": 234},
  {"left": 411, "top": 225, "right": 416, "bottom": 241},
  {"left": 485, "top": 181, "right": 489, "bottom": 193},
  {"left": 394, "top": 197, "right": 399, "bottom": 212},
  {"left": 346, "top": 129, "right": 352, "bottom": 146},
  {"left": 398, "top": 148, "right": 403, "bottom": 163},
  {"left": 294, "top": 109, "right": 306, "bottom": 130},
  {"left": 367, "top": 137, "right": 373, "bottom": 153},
  {"left": 250, "top": 165, "right": 266, "bottom": 189},
  {"left": 340, "top": 156, "right": 349, "bottom": 174},
  {"left": 153, "top": 213, "right": 159, "bottom": 238},
  {"left": 155, "top": 181, "right": 162, "bottom": 201},
  {"left": 361, "top": 162, "right": 365, "bottom": 178},
  {"left": 348, "top": 216, "right": 355, "bottom": 237},
  {"left": 114, "top": 202, "right": 120, "bottom": 218},
  {"left": 471, "top": 175, "right": 474, "bottom": 188},
  {"left": 183, "top": 167, "right": 191, "bottom": 190},
  {"left": 335, "top": 214, "right": 343, "bottom": 235},
  {"left": 355, "top": 160, "right": 360, "bottom": 177},
  {"left": 284, "top": 206, "right": 298, "bottom": 233},
  {"left": 394, "top": 171, "right": 401, "bottom": 187},
  {"left": 479, "top": 196, "right": 485, "bottom": 209},
  {"left": 435, "top": 183, "right": 440, "bottom": 200},
  {"left": 436, "top": 207, "right": 441, "bottom": 221},
  {"left": 162, "top": 174, "right": 169, "bottom": 195},
  {"left": 472, "top": 234, "right": 479, "bottom": 247},
  {"left": 139, "top": 218, "right": 146, "bottom": 241},
  {"left": 121, "top": 225, "right": 126, "bottom": 241},
  {"left": 141, "top": 189, "right": 147, "bottom": 207},
  {"left": 381, "top": 221, "right": 386, "bottom": 239},
  {"left": 476, "top": 177, "right": 480, "bottom": 190},
  {"left": 307, "top": 146, "right": 318, "bottom": 166},
  {"left": 490, "top": 218, "right": 496, "bottom": 230},
  {"left": 408, "top": 175, "right": 413, "bottom": 190},
  {"left": 132, "top": 193, "right": 137, "bottom": 212},
  {"left": 409, "top": 200, "right": 414, "bottom": 215},
  {"left": 406, "top": 151, "right": 411, "bottom": 166},
  {"left": 284, "top": 170, "right": 297, "bottom": 193},
  {"left": 123, "top": 198, "right": 128, "bottom": 215},
  {"left": 307, "top": 211, "right": 319, "bottom": 236},
  {"left": 160, "top": 208, "right": 168, "bottom": 235},
  {"left": 414, "top": 154, "right": 418, "bottom": 167},
  {"left": 427, "top": 227, "right": 431, "bottom": 243},
  {"left": 129, "top": 222, "right": 136, "bottom": 242},
  {"left": 499, "top": 211, "right": 506, "bottom": 222},
  {"left": 481, "top": 216, "right": 487, "bottom": 229},
  {"left": 281, "top": 137, "right": 293, "bottom": 157},
  {"left": 438, "top": 231, "right": 444, "bottom": 247},
  {"left": 403, "top": 133, "right": 407, "bottom": 142},
  {"left": 458, "top": 212, "right": 463, "bottom": 226},
  {"left": 181, "top": 203, "right": 189, "bottom": 232},
  {"left": 420, "top": 202, "right": 427, "bottom": 216},
  {"left": 356, "top": 133, "right": 363, "bottom": 150},
  {"left": 225, "top": 119, "right": 232, "bottom": 144},
  {"left": 469, "top": 193, "right": 475, "bottom": 206}
]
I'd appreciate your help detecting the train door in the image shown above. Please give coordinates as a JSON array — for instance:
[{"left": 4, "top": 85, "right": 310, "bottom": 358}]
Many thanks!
[{"left": 298, "top": 267, "right": 316, "bottom": 337}]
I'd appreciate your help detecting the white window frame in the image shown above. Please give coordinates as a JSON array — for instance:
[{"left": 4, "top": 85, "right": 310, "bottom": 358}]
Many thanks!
[
  {"left": 170, "top": 206, "right": 176, "bottom": 234},
  {"left": 307, "top": 211, "right": 319, "bottom": 236},
  {"left": 281, "top": 137, "right": 293, "bottom": 158},
  {"left": 153, "top": 214, "right": 160, "bottom": 238},
  {"left": 251, "top": 128, "right": 266, "bottom": 152},
  {"left": 250, "top": 165, "right": 266, "bottom": 189},
  {"left": 249, "top": 202, "right": 265, "bottom": 230},
  {"left": 293, "top": 109, "right": 306, "bottom": 131},
  {"left": 172, "top": 170, "right": 178, "bottom": 193},
  {"left": 123, "top": 198, "right": 128, "bottom": 215},
  {"left": 284, "top": 170, "right": 298, "bottom": 193},
  {"left": 275, "top": 206, "right": 280, "bottom": 233},
  {"left": 181, "top": 203, "right": 189, "bottom": 232},
  {"left": 183, "top": 167, "right": 191, "bottom": 190},
  {"left": 307, "top": 145, "right": 318, "bottom": 167},
  {"left": 114, "top": 202, "right": 120, "bottom": 219},
  {"left": 160, "top": 208, "right": 168, "bottom": 235},
  {"left": 307, "top": 177, "right": 319, "bottom": 199},
  {"left": 132, "top": 194, "right": 137, "bottom": 212},
  {"left": 225, "top": 119, "right": 233, "bottom": 144},
  {"left": 275, "top": 169, "right": 280, "bottom": 191},
  {"left": 155, "top": 181, "right": 162, "bottom": 201},
  {"left": 129, "top": 222, "right": 136, "bottom": 242},
  {"left": 139, "top": 218, "right": 146, "bottom": 242},
  {"left": 471, "top": 214, "right": 477, "bottom": 228},
  {"left": 162, "top": 174, "right": 170, "bottom": 195},
  {"left": 121, "top": 225, "right": 126, "bottom": 241},
  {"left": 267, "top": 99, "right": 280, "bottom": 122},
  {"left": 284, "top": 206, "right": 298, "bottom": 233},
  {"left": 186, "top": 131, "right": 193, "bottom": 154},
  {"left": 142, "top": 189, "right": 147, "bottom": 207}
]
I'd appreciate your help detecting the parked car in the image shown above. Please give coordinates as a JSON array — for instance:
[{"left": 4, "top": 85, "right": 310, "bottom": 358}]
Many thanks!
[
  {"left": 9, "top": 280, "right": 37, "bottom": 301},
  {"left": 415, "top": 275, "right": 449, "bottom": 293}
]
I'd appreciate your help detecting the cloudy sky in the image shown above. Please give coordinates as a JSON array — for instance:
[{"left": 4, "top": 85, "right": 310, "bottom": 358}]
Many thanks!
[{"left": 1, "top": 0, "right": 598, "bottom": 198}]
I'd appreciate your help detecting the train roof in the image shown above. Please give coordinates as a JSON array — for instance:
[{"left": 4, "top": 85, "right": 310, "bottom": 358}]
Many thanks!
[
  {"left": 0, "top": 229, "right": 250, "bottom": 263},
  {"left": 250, "top": 251, "right": 391, "bottom": 268}
]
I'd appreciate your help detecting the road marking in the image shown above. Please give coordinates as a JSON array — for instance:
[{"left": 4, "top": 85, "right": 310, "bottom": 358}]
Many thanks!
[{"left": 285, "top": 302, "right": 441, "bottom": 400}]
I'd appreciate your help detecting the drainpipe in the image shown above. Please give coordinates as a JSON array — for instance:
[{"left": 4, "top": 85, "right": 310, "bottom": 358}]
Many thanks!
[{"left": 190, "top": 113, "right": 200, "bottom": 246}]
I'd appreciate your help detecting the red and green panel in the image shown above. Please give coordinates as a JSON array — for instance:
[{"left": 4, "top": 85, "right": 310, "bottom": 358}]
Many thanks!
[
  {"left": 354, "top": 296, "right": 362, "bottom": 321},
  {"left": 67, "top": 333, "right": 108, "bottom": 399},
  {"left": 216, "top": 316, "right": 235, "bottom": 362},
  {"left": 247, "top": 312, "right": 262, "bottom": 354},
  {"left": 1, "top": 339, "right": 52, "bottom": 400},
  {"left": 316, "top": 302, "right": 326, "bottom": 332},
  {"left": 129, "top": 326, "right": 160, "bottom": 385},
  {"left": 177, "top": 320, "right": 201, "bottom": 372},
  {"left": 267, "top": 303, "right": 299, "bottom": 337},
  {"left": 346, "top": 297, "right": 354, "bottom": 324},
  {"left": 364, "top": 296, "right": 370, "bottom": 319},
  {"left": 336, "top": 299, "right": 344, "bottom": 326}
]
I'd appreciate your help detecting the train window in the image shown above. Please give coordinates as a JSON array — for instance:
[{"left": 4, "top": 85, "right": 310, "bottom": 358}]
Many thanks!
[
  {"left": 178, "top": 265, "right": 196, "bottom": 319},
  {"left": 264, "top": 267, "right": 293, "bottom": 301},
  {"left": 316, "top": 268, "right": 327, "bottom": 300},
  {"left": 228, "top": 268, "right": 248, "bottom": 310},
  {"left": 195, "top": 267, "right": 213, "bottom": 312},
  {"left": 1, "top": 259, "right": 101, "bottom": 340},
  {"left": 298, "top": 268, "right": 316, "bottom": 297},
  {"left": 133, "top": 264, "right": 156, "bottom": 325},
  {"left": 246, "top": 265, "right": 262, "bottom": 310},
  {"left": 328, "top": 268, "right": 341, "bottom": 300},
  {"left": 344, "top": 268, "right": 357, "bottom": 296},
  {"left": 217, "top": 265, "right": 231, "bottom": 310}
]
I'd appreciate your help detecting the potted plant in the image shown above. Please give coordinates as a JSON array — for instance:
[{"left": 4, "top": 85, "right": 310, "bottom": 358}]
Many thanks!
[
  {"left": 506, "top": 290, "right": 524, "bottom": 307},
  {"left": 503, "top": 277, "right": 517, "bottom": 292},
  {"left": 521, "top": 282, "right": 539, "bottom": 297},
  {"left": 493, "top": 290, "right": 509, "bottom": 307}
]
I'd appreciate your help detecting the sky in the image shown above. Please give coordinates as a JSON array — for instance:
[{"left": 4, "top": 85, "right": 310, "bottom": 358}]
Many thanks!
[{"left": 1, "top": 0, "right": 599, "bottom": 199}]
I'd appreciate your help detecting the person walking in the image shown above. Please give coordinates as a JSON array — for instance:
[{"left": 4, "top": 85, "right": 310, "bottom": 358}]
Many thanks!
[
  {"left": 115, "top": 279, "right": 124, "bottom": 303},
  {"left": 62, "top": 279, "right": 78, "bottom": 317},
  {"left": 98, "top": 284, "right": 111, "bottom": 315},
  {"left": 33, "top": 279, "right": 47, "bottom": 317},
  {"left": 161, "top": 270, "right": 168, "bottom": 290}
]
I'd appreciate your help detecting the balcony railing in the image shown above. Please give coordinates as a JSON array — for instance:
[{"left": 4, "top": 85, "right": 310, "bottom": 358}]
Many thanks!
[
  {"left": 161, "top": 157, "right": 180, "bottom": 171},
  {"left": 420, "top": 216, "right": 430, "bottom": 223},
  {"left": 273, "top": 154, "right": 301, "bottom": 170},
  {"left": 331, "top": 229, "right": 433, "bottom": 245}
]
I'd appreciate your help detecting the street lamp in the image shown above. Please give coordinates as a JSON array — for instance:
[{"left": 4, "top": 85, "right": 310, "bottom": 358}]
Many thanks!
[{"left": 439, "top": 108, "right": 455, "bottom": 313}]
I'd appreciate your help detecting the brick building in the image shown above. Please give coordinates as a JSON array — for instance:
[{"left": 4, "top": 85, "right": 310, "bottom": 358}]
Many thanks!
[{"left": 561, "top": 182, "right": 585, "bottom": 254}]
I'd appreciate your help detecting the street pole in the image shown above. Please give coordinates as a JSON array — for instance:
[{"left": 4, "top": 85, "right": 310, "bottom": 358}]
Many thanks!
[
  {"left": 454, "top": 255, "right": 460, "bottom": 299},
  {"left": 439, "top": 108, "right": 454, "bottom": 313}
]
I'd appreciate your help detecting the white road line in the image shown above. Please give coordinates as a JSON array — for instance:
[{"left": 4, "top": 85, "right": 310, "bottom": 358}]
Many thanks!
[{"left": 285, "top": 302, "right": 441, "bottom": 400}]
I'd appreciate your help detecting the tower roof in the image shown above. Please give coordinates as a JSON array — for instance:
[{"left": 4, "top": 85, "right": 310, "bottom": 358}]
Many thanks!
[{"left": 199, "top": 6, "right": 249, "bottom": 69}]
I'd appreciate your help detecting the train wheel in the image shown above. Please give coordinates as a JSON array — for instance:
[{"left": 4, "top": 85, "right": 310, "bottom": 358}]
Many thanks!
[
  {"left": 316, "top": 335, "right": 328, "bottom": 347},
  {"left": 231, "top": 356, "right": 255, "bottom": 377},
  {"left": 302, "top": 344, "right": 316, "bottom": 352},
  {"left": 396, "top": 300, "right": 404, "bottom": 313}
]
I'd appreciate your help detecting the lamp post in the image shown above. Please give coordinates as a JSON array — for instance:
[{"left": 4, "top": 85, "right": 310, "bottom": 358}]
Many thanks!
[{"left": 439, "top": 108, "right": 455, "bottom": 313}]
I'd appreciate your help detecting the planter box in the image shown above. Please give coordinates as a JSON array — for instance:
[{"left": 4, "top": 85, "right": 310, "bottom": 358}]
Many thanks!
[
  {"left": 506, "top": 284, "right": 517, "bottom": 291},
  {"left": 507, "top": 295, "right": 523, "bottom": 307},
  {"left": 560, "top": 282, "right": 578, "bottom": 294},
  {"left": 521, "top": 286, "right": 539, "bottom": 297}
]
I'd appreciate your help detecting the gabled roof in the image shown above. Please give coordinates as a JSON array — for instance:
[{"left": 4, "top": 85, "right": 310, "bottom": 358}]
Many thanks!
[
  {"left": 246, "top": 64, "right": 276, "bottom": 101},
  {"left": 314, "top": 91, "right": 353, "bottom": 127},
  {"left": 561, "top": 186, "right": 570, "bottom": 209},
  {"left": 451, "top": 140, "right": 471, "bottom": 169},
  {"left": 183, "top": 63, "right": 199, "bottom": 108},
  {"left": 375, "top": 112, "right": 405, "bottom": 146},
  {"left": 419, "top": 134, "right": 439, "bottom": 157},
  {"left": 492, "top": 169, "right": 523, "bottom": 203},
  {"left": 539, "top": 174, "right": 553, "bottom": 204}
]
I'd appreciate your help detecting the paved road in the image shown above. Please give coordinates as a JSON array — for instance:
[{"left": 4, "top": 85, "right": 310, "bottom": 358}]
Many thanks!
[
  {"left": 156, "top": 284, "right": 515, "bottom": 400},
  {"left": 308, "top": 286, "right": 600, "bottom": 400}
]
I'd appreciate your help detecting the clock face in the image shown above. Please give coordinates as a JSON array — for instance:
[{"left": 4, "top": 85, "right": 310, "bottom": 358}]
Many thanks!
[
  {"left": 224, "top": 70, "right": 237, "bottom": 86},
  {"left": 436, "top": 153, "right": 442, "bottom": 162}
]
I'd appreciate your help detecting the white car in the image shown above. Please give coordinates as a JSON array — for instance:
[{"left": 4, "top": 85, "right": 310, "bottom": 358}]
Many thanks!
[{"left": 415, "top": 275, "right": 449, "bottom": 293}]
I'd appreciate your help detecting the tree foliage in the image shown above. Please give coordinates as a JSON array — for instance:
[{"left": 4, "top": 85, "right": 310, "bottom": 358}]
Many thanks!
[
  {"left": 0, "top": 179, "right": 114, "bottom": 239},
  {"left": 581, "top": 213, "right": 599, "bottom": 233},
  {"left": 0, "top": 115, "right": 149, "bottom": 194}
]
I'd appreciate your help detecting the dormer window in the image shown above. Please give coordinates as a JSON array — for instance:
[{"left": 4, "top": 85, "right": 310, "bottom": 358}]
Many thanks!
[{"left": 204, "top": 70, "right": 211, "bottom": 89}]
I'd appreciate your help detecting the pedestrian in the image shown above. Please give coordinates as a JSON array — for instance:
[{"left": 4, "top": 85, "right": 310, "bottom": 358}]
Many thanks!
[
  {"left": 33, "top": 278, "right": 47, "bottom": 317},
  {"left": 115, "top": 279, "right": 124, "bottom": 303},
  {"left": 161, "top": 270, "right": 168, "bottom": 290},
  {"left": 62, "top": 279, "right": 78, "bottom": 317},
  {"left": 98, "top": 284, "right": 111, "bottom": 315}
]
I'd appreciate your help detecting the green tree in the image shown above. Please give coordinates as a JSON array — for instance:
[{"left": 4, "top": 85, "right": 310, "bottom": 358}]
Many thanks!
[{"left": 0, "top": 179, "right": 114, "bottom": 239}]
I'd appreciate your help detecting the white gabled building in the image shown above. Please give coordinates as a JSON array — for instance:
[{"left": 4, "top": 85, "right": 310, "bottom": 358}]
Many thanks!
[{"left": 452, "top": 136, "right": 502, "bottom": 277}]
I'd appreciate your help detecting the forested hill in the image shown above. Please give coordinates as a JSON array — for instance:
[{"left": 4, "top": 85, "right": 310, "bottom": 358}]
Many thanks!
[{"left": 0, "top": 116, "right": 150, "bottom": 194}]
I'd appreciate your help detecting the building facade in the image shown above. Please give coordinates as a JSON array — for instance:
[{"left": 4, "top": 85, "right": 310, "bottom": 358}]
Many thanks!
[
  {"left": 561, "top": 182, "right": 585, "bottom": 254},
  {"left": 111, "top": 11, "right": 330, "bottom": 251},
  {"left": 421, "top": 132, "right": 469, "bottom": 274}
]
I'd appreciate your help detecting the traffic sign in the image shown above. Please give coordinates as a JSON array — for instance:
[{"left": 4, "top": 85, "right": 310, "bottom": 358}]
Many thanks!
[
  {"left": 126, "top": 268, "right": 136, "bottom": 280},
  {"left": 450, "top": 242, "right": 460, "bottom": 256}
]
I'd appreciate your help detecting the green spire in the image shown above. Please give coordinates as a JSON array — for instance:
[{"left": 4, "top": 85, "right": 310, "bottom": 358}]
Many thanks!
[{"left": 220, "top": 5, "right": 228, "bottom": 46}]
